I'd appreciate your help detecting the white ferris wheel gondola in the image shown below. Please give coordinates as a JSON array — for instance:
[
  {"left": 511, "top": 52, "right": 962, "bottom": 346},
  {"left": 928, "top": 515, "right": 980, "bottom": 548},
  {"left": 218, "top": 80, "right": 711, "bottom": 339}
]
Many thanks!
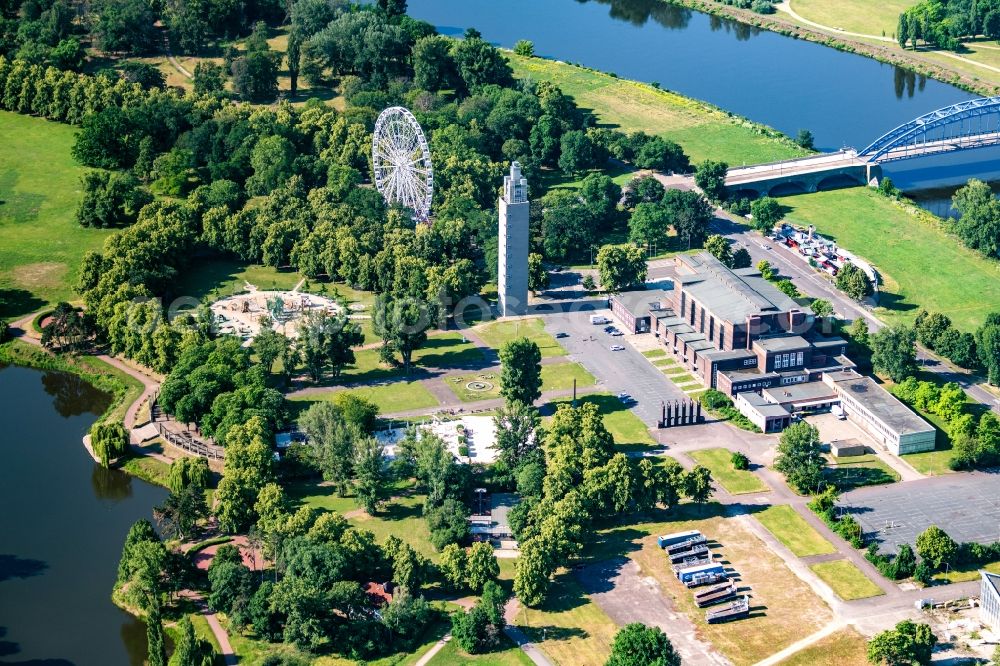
[{"left": 371, "top": 106, "right": 434, "bottom": 221}]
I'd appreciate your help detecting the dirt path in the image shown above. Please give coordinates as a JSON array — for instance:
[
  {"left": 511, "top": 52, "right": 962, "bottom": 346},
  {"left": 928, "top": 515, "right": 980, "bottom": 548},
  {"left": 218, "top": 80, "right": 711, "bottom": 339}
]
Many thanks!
[
  {"left": 179, "top": 591, "right": 237, "bottom": 665},
  {"left": 503, "top": 599, "right": 556, "bottom": 666},
  {"left": 754, "top": 621, "right": 846, "bottom": 666}
]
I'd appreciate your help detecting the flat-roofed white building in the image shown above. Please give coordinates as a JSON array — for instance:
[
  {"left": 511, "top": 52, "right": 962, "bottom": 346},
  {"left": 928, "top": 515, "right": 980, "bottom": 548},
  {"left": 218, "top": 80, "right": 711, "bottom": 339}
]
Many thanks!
[
  {"left": 822, "top": 370, "right": 935, "bottom": 455},
  {"left": 982, "top": 571, "right": 1000, "bottom": 632}
]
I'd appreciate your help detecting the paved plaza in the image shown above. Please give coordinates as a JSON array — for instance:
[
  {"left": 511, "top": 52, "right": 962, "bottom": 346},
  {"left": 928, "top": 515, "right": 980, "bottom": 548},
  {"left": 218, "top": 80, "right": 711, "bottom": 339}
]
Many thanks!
[{"left": 839, "top": 472, "right": 1000, "bottom": 553}]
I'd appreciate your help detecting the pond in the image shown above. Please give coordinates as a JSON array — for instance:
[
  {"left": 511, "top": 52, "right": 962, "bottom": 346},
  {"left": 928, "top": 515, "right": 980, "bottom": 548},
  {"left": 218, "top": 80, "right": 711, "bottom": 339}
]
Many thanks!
[{"left": 0, "top": 364, "right": 168, "bottom": 666}]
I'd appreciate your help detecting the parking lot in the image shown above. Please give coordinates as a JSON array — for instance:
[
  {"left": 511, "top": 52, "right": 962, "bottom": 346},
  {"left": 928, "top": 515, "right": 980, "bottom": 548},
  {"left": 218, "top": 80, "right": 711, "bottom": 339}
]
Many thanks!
[
  {"left": 839, "top": 472, "right": 1000, "bottom": 552},
  {"left": 542, "top": 308, "right": 687, "bottom": 427}
]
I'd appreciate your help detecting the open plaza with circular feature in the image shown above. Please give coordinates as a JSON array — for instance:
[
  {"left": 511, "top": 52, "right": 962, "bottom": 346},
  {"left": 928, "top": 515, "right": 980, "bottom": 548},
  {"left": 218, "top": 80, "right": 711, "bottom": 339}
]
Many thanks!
[{"left": 209, "top": 286, "right": 347, "bottom": 343}]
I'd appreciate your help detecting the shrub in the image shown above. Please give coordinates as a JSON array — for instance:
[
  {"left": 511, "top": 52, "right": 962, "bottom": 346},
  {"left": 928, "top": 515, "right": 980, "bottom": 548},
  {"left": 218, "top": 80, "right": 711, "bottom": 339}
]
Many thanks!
[
  {"left": 458, "top": 444, "right": 469, "bottom": 457},
  {"left": 731, "top": 451, "right": 750, "bottom": 470}
]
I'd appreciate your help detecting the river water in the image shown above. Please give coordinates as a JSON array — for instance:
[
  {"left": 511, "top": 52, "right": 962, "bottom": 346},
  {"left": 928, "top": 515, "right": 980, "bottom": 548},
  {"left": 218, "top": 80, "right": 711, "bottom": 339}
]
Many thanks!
[
  {"left": 0, "top": 364, "right": 167, "bottom": 666},
  {"left": 407, "top": 0, "right": 1000, "bottom": 209}
]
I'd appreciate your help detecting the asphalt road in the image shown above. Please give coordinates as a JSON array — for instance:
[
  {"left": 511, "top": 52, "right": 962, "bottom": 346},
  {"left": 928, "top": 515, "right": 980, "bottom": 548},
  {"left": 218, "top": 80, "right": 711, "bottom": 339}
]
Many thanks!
[{"left": 541, "top": 309, "right": 687, "bottom": 428}]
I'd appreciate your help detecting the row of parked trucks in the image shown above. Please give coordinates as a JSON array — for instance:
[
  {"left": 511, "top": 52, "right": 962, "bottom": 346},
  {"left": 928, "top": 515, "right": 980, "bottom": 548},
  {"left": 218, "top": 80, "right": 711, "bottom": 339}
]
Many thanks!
[{"left": 658, "top": 530, "right": 750, "bottom": 624}]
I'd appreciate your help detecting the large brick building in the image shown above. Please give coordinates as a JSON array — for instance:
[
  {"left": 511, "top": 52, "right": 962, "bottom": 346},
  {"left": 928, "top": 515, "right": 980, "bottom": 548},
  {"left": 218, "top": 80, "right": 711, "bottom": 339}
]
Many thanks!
[{"left": 653, "top": 253, "right": 854, "bottom": 396}]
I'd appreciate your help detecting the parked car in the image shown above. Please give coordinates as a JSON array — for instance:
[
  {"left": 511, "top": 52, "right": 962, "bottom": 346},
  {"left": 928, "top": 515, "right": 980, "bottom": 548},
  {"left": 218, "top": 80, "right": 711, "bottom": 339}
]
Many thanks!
[
  {"left": 610, "top": 345, "right": 625, "bottom": 351},
  {"left": 555, "top": 332, "right": 569, "bottom": 339},
  {"left": 610, "top": 329, "right": 624, "bottom": 337}
]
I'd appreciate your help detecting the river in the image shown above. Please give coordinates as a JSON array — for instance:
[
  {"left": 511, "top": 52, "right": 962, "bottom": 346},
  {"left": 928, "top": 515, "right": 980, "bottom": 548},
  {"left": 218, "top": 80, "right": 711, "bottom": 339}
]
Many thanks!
[
  {"left": 406, "top": 0, "right": 1000, "bottom": 208},
  {"left": 0, "top": 364, "right": 167, "bottom": 666}
]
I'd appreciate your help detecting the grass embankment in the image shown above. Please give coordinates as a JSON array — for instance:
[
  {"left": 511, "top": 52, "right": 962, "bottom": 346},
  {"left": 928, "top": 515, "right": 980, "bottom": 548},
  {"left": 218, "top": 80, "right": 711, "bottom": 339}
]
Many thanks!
[
  {"left": 688, "top": 448, "right": 770, "bottom": 494},
  {"left": 755, "top": 505, "right": 837, "bottom": 557},
  {"left": 809, "top": 560, "right": 885, "bottom": 600},
  {"left": 774, "top": 627, "right": 870, "bottom": 665},
  {"left": 0, "top": 111, "right": 112, "bottom": 318},
  {"left": 778, "top": 188, "right": 1000, "bottom": 332},
  {"left": 507, "top": 54, "right": 807, "bottom": 165},
  {"left": 790, "top": 0, "right": 913, "bottom": 38}
]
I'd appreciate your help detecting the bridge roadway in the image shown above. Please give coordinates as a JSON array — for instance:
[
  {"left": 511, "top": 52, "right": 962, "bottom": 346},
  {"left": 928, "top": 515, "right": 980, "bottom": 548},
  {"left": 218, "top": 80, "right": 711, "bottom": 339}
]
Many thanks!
[
  {"left": 874, "top": 130, "right": 1000, "bottom": 162},
  {"left": 725, "top": 150, "right": 868, "bottom": 186}
]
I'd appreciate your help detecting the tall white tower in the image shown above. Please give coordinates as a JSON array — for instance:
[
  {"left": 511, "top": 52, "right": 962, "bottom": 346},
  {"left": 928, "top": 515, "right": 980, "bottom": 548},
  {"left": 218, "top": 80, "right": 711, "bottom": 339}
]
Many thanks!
[{"left": 498, "top": 162, "right": 530, "bottom": 317}]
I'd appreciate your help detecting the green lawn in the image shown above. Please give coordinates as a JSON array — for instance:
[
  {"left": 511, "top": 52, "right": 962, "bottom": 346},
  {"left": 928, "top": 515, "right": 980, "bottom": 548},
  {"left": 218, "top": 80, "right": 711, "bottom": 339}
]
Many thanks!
[
  {"left": 545, "top": 392, "right": 656, "bottom": 449},
  {"left": 824, "top": 454, "right": 900, "bottom": 490},
  {"left": 653, "top": 357, "right": 677, "bottom": 367},
  {"left": 540, "top": 362, "right": 596, "bottom": 392},
  {"left": 288, "top": 480, "right": 439, "bottom": 560},
  {"left": 474, "top": 318, "right": 565, "bottom": 358},
  {"left": 412, "top": 333, "right": 485, "bottom": 369},
  {"left": 790, "top": 0, "right": 915, "bottom": 36},
  {"left": 291, "top": 382, "right": 439, "bottom": 415},
  {"left": 809, "top": 560, "right": 884, "bottom": 600},
  {"left": 512, "top": 574, "right": 618, "bottom": 666},
  {"left": 930, "top": 559, "right": 1000, "bottom": 584},
  {"left": 688, "top": 448, "right": 770, "bottom": 494},
  {"left": 778, "top": 188, "right": 1000, "bottom": 332},
  {"left": 756, "top": 505, "right": 837, "bottom": 557},
  {"left": 642, "top": 349, "right": 667, "bottom": 359},
  {"left": 507, "top": 55, "right": 807, "bottom": 166},
  {"left": 0, "top": 111, "right": 114, "bottom": 317},
  {"left": 442, "top": 372, "right": 502, "bottom": 402}
]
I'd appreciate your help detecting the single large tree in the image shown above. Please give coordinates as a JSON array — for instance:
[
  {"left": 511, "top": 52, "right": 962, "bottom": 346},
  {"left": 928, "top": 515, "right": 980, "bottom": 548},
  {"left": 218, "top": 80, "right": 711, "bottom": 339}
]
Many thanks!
[
  {"left": 773, "top": 421, "right": 825, "bottom": 494},
  {"left": 870, "top": 325, "right": 918, "bottom": 382},
  {"left": 499, "top": 338, "right": 543, "bottom": 406},
  {"left": 298, "top": 401, "right": 360, "bottom": 496},
  {"left": 607, "top": 622, "right": 682, "bottom": 666},
  {"left": 915, "top": 525, "right": 958, "bottom": 569},
  {"left": 354, "top": 436, "right": 389, "bottom": 515},
  {"left": 749, "top": 196, "right": 783, "bottom": 232},
  {"left": 373, "top": 293, "right": 436, "bottom": 373},
  {"left": 597, "top": 244, "right": 648, "bottom": 293},
  {"left": 976, "top": 313, "right": 1000, "bottom": 386},
  {"left": 867, "top": 620, "right": 936, "bottom": 665},
  {"left": 694, "top": 160, "right": 728, "bottom": 201},
  {"left": 493, "top": 400, "right": 540, "bottom": 480}
]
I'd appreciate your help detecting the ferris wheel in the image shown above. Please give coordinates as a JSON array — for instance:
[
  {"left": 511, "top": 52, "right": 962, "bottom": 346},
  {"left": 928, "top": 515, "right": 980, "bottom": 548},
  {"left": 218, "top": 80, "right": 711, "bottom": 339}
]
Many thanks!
[{"left": 372, "top": 106, "right": 434, "bottom": 221}]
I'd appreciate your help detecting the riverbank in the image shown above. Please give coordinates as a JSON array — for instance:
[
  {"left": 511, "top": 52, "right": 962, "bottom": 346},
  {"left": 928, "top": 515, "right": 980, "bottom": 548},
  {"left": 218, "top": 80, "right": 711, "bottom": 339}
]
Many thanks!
[
  {"left": 660, "top": 0, "right": 1000, "bottom": 97},
  {"left": 508, "top": 53, "right": 808, "bottom": 165}
]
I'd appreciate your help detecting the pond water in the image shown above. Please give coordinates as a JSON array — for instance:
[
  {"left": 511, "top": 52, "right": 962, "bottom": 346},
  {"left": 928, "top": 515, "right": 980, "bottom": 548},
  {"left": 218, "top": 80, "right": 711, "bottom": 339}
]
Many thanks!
[{"left": 0, "top": 364, "right": 167, "bottom": 666}]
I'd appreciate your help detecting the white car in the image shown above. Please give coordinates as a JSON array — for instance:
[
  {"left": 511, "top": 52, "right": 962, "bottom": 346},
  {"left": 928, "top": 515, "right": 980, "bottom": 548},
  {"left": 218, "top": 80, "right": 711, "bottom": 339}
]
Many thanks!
[
  {"left": 610, "top": 329, "right": 624, "bottom": 337},
  {"left": 610, "top": 345, "right": 625, "bottom": 351}
]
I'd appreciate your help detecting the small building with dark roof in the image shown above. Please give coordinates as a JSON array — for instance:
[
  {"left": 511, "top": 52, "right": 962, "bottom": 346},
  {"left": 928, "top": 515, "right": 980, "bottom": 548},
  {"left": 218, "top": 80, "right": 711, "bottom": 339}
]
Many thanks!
[{"left": 609, "top": 289, "right": 671, "bottom": 334}]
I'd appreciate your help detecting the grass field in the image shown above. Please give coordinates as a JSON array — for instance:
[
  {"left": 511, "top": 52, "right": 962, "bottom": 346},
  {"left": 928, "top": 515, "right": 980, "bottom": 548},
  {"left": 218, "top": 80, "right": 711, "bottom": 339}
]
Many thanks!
[
  {"left": 604, "top": 505, "right": 833, "bottom": 665},
  {"left": 778, "top": 188, "right": 1000, "bottom": 332},
  {"left": 474, "top": 318, "right": 566, "bottom": 357},
  {"left": 508, "top": 55, "right": 807, "bottom": 166},
  {"left": 756, "top": 505, "right": 837, "bottom": 557},
  {"left": 641, "top": 349, "right": 667, "bottom": 359},
  {"left": 809, "top": 560, "right": 884, "bottom": 600},
  {"left": 0, "top": 111, "right": 113, "bottom": 318},
  {"left": 824, "top": 454, "right": 901, "bottom": 490},
  {"left": 288, "top": 481, "right": 439, "bottom": 560},
  {"left": 512, "top": 574, "right": 619, "bottom": 666},
  {"left": 540, "top": 362, "right": 596, "bottom": 392},
  {"left": 790, "top": 0, "right": 914, "bottom": 37},
  {"left": 688, "top": 448, "right": 770, "bottom": 494},
  {"left": 775, "top": 627, "right": 870, "bottom": 666},
  {"left": 292, "top": 382, "right": 439, "bottom": 415},
  {"left": 930, "top": 559, "right": 1000, "bottom": 584}
]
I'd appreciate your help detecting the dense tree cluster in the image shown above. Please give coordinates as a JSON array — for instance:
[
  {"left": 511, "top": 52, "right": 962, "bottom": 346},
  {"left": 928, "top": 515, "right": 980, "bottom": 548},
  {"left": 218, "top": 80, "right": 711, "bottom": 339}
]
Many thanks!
[
  {"left": 893, "top": 376, "right": 1000, "bottom": 469},
  {"left": 951, "top": 178, "right": 1000, "bottom": 259},
  {"left": 834, "top": 262, "right": 874, "bottom": 301},
  {"left": 868, "top": 620, "right": 936, "bottom": 665},
  {"left": 511, "top": 402, "right": 713, "bottom": 606},
  {"left": 913, "top": 309, "right": 978, "bottom": 369},
  {"left": 897, "top": 0, "right": 1000, "bottom": 50}
]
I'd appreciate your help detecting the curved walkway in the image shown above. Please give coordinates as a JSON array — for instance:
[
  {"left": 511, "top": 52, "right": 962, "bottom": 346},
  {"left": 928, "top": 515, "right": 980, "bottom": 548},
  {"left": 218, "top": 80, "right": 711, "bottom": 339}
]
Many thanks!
[
  {"left": 179, "top": 591, "right": 237, "bottom": 665},
  {"left": 779, "top": 0, "right": 1000, "bottom": 75}
]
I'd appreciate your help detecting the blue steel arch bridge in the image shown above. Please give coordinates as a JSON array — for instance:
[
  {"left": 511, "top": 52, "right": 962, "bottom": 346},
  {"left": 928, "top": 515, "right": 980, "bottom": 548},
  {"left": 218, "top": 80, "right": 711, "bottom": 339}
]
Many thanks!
[{"left": 725, "top": 96, "right": 1000, "bottom": 198}]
